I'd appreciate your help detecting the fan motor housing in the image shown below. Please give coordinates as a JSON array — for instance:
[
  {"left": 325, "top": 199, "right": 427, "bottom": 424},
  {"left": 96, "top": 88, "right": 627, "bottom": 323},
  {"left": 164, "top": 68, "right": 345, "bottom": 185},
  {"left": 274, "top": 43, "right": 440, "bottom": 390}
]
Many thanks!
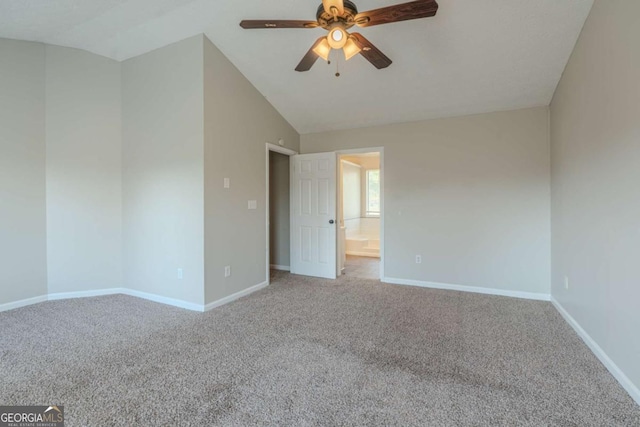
[{"left": 316, "top": 1, "right": 359, "bottom": 29}]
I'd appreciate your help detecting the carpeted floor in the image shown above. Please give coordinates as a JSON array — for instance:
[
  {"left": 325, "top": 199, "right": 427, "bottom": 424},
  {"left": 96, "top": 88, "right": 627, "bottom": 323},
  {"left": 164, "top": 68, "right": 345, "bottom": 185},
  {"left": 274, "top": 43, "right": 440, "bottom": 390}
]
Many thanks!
[{"left": 1, "top": 271, "right": 639, "bottom": 426}]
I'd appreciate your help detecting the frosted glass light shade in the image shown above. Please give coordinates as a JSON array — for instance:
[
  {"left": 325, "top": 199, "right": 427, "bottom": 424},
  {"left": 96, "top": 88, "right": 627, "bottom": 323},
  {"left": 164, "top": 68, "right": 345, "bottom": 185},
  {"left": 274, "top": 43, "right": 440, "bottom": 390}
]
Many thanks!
[
  {"left": 343, "top": 37, "right": 361, "bottom": 60},
  {"left": 313, "top": 38, "right": 331, "bottom": 61}
]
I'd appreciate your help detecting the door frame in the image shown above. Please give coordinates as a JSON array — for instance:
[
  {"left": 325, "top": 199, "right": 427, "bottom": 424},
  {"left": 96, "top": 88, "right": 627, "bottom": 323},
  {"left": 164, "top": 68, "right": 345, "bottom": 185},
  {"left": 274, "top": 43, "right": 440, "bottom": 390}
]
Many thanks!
[
  {"left": 265, "top": 143, "right": 298, "bottom": 285},
  {"left": 335, "top": 147, "right": 385, "bottom": 280}
]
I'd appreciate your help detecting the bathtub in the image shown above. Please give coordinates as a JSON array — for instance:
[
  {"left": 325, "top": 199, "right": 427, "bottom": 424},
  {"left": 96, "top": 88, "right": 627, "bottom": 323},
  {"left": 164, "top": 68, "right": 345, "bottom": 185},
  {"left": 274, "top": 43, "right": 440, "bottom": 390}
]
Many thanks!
[{"left": 344, "top": 217, "right": 380, "bottom": 257}]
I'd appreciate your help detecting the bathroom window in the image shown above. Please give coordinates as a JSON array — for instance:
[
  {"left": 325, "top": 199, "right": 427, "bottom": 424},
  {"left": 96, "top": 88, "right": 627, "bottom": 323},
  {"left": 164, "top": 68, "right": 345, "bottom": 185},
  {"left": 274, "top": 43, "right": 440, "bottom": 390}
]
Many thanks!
[{"left": 365, "top": 169, "right": 380, "bottom": 217}]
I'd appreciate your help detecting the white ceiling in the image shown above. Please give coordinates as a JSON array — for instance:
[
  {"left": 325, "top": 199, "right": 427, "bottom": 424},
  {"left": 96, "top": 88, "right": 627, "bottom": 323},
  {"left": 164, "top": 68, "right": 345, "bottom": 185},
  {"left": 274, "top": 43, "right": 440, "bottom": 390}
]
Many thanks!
[{"left": 0, "top": 0, "right": 593, "bottom": 134}]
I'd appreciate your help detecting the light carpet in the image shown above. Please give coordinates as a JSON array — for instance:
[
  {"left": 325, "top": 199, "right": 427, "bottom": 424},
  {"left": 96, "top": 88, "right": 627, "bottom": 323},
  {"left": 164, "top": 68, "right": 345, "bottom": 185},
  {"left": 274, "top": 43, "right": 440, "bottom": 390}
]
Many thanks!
[{"left": 1, "top": 271, "right": 639, "bottom": 426}]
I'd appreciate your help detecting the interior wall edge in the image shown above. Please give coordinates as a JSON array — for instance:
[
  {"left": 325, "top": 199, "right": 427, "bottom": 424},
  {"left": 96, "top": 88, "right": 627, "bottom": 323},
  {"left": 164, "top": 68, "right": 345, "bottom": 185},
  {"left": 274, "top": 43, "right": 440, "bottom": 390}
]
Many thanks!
[{"left": 551, "top": 297, "right": 640, "bottom": 405}]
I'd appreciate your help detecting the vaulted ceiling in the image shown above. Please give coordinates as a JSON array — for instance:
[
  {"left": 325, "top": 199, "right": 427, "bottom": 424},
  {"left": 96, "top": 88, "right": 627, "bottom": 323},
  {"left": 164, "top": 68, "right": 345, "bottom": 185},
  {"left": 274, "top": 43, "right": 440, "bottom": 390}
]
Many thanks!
[{"left": 0, "top": 0, "right": 593, "bottom": 133}]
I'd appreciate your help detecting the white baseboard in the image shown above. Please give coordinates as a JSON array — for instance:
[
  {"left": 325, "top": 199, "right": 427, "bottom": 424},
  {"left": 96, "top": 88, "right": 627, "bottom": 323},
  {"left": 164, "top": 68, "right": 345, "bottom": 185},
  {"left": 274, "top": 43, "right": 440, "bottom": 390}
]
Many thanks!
[
  {"left": 48, "top": 288, "right": 124, "bottom": 301},
  {"left": 0, "top": 295, "right": 48, "bottom": 313},
  {"left": 382, "top": 276, "right": 551, "bottom": 301},
  {"left": 204, "top": 281, "right": 268, "bottom": 312},
  {"left": 270, "top": 264, "right": 290, "bottom": 271},
  {"left": 551, "top": 297, "right": 640, "bottom": 405},
  {"left": 1, "top": 283, "right": 269, "bottom": 314},
  {"left": 121, "top": 289, "right": 203, "bottom": 312},
  {"left": 47, "top": 287, "right": 204, "bottom": 312}
]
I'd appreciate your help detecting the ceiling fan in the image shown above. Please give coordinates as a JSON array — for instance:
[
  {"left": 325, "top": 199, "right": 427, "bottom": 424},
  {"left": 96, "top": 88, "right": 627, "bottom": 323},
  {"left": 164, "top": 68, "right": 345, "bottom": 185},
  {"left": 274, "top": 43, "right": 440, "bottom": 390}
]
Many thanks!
[{"left": 240, "top": 0, "right": 439, "bottom": 72}]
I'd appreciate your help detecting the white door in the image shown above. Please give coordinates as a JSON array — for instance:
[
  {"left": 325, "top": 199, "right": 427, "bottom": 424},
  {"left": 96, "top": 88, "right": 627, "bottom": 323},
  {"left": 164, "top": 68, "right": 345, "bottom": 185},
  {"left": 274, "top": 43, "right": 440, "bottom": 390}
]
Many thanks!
[{"left": 290, "top": 153, "right": 337, "bottom": 279}]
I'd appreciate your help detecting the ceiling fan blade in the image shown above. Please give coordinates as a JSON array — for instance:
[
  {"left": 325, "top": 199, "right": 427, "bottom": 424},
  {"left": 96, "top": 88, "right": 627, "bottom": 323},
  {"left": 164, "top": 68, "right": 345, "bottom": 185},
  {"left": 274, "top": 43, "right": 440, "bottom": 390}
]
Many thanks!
[
  {"left": 354, "top": 0, "right": 438, "bottom": 27},
  {"left": 322, "top": 0, "right": 345, "bottom": 16},
  {"left": 350, "top": 33, "right": 392, "bottom": 69},
  {"left": 239, "top": 20, "right": 319, "bottom": 29},
  {"left": 295, "top": 37, "right": 327, "bottom": 72}
]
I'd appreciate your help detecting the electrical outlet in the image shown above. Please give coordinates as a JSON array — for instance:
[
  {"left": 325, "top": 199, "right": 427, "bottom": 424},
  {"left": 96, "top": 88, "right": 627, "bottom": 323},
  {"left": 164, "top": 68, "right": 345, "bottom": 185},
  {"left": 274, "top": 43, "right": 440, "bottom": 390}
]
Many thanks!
[
  {"left": 415, "top": 255, "right": 422, "bottom": 264},
  {"left": 564, "top": 276, "right": 569, "bottom": 290},
  {"left": 224, "top": 266, "right": 231, "bottom": 278},
  {"left": 223, "top": 178, "right": 230, "bottom": 189},
  {"left": 177, "top": 268, "right": 183, "bottom": 280}
]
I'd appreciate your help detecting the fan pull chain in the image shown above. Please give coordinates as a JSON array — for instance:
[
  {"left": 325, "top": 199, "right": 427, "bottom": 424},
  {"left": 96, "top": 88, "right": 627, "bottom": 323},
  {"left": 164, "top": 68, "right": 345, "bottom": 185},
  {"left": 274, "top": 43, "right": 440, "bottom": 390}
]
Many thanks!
[{"left": 335, "top": 54, "right": 341, "bottom": 77}]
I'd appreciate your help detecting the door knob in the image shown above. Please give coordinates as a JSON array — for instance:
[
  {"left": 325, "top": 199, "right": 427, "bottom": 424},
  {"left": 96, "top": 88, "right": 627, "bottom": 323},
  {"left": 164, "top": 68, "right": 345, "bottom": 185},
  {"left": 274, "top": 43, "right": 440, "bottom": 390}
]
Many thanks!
[{"left": 329, "top": 219, "right": 335, "bottom": 224}]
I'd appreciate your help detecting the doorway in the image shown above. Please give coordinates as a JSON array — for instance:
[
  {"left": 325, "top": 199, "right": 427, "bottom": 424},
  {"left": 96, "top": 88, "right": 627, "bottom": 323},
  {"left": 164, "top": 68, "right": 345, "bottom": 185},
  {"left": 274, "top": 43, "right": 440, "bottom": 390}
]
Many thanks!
[
  {"left": 266, "top": 143, "right": 297, "bottom": 284},
  {"left": 337, "top": 151, "right": 382, "bottom": 280},
  {"left": 287, "top": 147, "right": 384, "bottom": 281}
]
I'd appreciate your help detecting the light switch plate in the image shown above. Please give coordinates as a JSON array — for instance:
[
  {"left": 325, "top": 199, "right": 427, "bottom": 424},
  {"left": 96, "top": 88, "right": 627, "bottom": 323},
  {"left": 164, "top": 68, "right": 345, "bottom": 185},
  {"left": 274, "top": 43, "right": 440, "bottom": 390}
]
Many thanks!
[
  {"left": 248, "top": 200, "right": 257, "bottom": 210},
  {"left": 224, "top": 178, "right": 230, "bottom": 189}
]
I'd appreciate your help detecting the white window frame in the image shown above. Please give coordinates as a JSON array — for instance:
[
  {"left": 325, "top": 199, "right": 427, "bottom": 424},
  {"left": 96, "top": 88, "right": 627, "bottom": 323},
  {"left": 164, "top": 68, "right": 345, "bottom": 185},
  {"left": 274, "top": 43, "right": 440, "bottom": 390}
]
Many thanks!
[{"left": 365, "top": 168, "right": 381, "bottom": 217}]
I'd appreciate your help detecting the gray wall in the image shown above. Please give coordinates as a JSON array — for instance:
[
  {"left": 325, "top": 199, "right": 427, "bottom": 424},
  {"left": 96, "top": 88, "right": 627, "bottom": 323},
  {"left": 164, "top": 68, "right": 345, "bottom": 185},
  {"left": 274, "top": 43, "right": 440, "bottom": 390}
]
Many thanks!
[
  {"left": 269, "top": 151, "right": 290, "bottom": 268},
  {"left": 122, "top": 36, "right": 205, "bottom": 305},
  {"left": 203, "top": 37, "right": 299, "bottom": 304},
  {"left": 0, "top": 39, "right": 47, "bottom": 305},
  {"left": 1, "top": 34, "right": 300, "bottom": 309},
  {"left": 302, "top": 107, "right": 551, "bottom": 295},
  {"left": 45, "top": 45, "right": 123, "bottom": 294},
  {"left": 550, "top": 0, "right": 640, "bottom": 394}
]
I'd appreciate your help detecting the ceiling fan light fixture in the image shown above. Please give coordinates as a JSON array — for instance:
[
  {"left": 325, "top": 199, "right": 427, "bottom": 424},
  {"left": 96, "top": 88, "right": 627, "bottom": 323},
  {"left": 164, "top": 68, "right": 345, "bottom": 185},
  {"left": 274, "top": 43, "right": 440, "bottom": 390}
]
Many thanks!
[
  {"left": 312, "top": 38, "right": 331, "bottom": 61},
  {"left": 241, "top": 0, "right": 438, "bottom": 72},
  {"left": 327, "top": 27, "right": 347, "bottom": 49},
  {"left": 343, "top": 37, "right": 361, "bottom": 60}
]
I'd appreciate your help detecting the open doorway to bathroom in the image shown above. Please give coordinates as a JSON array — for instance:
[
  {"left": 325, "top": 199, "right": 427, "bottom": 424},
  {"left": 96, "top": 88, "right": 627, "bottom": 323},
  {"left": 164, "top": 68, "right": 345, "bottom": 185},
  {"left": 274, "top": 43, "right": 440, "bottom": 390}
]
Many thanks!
[{"left": 338, "top": 151, "right": 381, "bottom": 280}]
